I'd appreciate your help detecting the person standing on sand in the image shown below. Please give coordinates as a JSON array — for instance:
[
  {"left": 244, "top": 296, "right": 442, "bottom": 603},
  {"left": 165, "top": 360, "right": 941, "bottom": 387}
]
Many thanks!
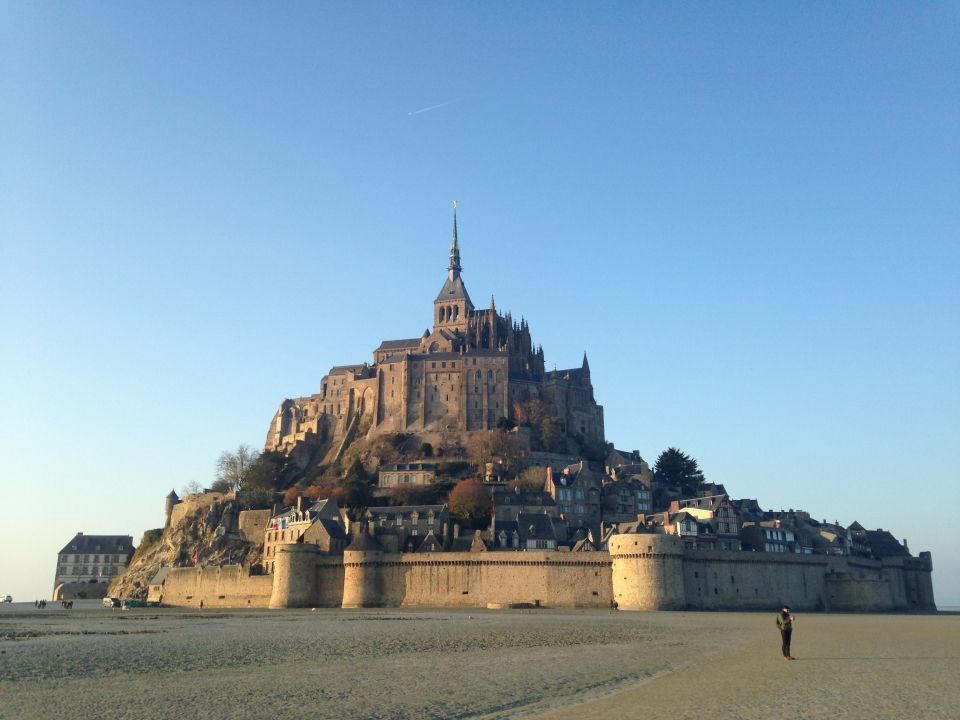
[{"left": 777, "top": 606, "right": 795, "bottom": 659}]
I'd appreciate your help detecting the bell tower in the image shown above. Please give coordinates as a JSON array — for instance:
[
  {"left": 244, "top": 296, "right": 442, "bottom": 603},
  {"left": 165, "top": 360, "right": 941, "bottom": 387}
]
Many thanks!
[{"left": 433, "top": 202, "right": 473, "bottom": 336}]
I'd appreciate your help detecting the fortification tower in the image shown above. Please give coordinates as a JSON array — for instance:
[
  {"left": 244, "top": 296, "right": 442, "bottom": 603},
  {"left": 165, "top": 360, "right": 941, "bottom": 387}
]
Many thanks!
[
  {"left": 341, "top": 526, "right": 385, "bottom": 608},
  {"left": 609, "top": 533, "right": 685, "bottom": 610},
  {"left": 164, "top": 490, "right": 180, "bottom": 526},
  {"left": 268, "top": 544, "right": 317, "bottom": 609}
]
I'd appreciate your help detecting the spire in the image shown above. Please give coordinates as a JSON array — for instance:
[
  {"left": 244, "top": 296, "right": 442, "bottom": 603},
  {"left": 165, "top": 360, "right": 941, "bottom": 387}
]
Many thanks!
[
  {"left": 582, "top": 352, "right": 590, "bottom": 377},
  {"left": 448, "top": 200, "right": 462, "bottom": 280}
]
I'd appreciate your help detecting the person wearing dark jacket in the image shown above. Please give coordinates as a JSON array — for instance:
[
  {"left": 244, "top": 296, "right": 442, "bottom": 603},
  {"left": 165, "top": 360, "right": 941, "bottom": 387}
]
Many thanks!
[{"left": 776, "top": 606, "right": 796, "bottom": 659}]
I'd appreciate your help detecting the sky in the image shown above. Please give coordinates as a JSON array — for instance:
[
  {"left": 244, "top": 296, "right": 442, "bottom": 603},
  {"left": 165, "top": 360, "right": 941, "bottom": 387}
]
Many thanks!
[{"left": 1, "top": 3, "right": 958, "bottom": 605}]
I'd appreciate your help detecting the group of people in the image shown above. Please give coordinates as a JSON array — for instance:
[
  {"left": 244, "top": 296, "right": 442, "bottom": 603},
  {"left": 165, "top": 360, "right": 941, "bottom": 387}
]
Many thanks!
[{"left": 33, "top": 599, "right": 74, "bottom": 609}]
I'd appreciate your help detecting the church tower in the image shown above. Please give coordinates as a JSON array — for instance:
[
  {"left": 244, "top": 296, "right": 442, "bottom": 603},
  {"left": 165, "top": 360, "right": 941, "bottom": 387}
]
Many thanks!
[{"left": 433, "top": 203, "right": 473, "bottom": 336}]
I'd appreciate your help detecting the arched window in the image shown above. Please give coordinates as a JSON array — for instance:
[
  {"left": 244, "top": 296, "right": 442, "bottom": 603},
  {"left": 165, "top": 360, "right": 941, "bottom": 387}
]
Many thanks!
[{"left": 453, "top": 305, "right": 459, "bottom": 320}]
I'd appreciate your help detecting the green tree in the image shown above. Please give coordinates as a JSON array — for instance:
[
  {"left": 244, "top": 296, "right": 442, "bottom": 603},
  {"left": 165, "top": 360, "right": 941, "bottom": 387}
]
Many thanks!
[
  {"left": 539, "top": 417, "right": 566, "bottom": 453},
  {"left": 339, "top": 458, "right": 373, "bottom": 510},
  {"left": 215, "top": 444, "right": 260, "bottom": 491},
  {"left": 653, "top": 447, "right": 705, "bottom": 498},
  {"left": 242, "top": 452, "right": 286, "bottom": 490},
  {"left": 448, "top": 478, "right": 493, "bottom": 528}
]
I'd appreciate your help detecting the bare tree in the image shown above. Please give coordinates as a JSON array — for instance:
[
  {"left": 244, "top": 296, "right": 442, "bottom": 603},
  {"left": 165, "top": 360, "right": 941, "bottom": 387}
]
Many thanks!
[{"left": 215, "top": 444, "right": 260, "bottom": 491}]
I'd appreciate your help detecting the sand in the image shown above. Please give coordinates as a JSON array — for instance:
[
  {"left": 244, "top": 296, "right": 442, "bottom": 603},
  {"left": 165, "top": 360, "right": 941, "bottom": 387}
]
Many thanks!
[{"left": 0, "top": 602, "right": 957, "bottom": 720}]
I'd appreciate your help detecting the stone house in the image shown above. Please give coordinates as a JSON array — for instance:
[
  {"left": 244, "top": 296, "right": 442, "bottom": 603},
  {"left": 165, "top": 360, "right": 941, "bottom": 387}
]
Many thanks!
[
  {"left": 54, "top": 533, "right": 135, "bottom": 597},
  {"left": 545, "top": 461, "right": 602, "bottom": 532},
  {"left": 378, "top": 462, "right": 439, "bottom": 488},
  {"left": 740, "top": 520, "right": 796, "bottom": 553},
  {"left": 263, "top": 498, "right": 346, "bottom": 573},
  {"left": 358, "top": 504, "right": 450, "bottom": 552},
  {"left": 673, "top": 495, "right": 742, "bottom": 551},
  {"left": 601, "top": 477, "right": 653, "bottom": 524},
  {"left": 492, "top": 489, "right": 559, "bottom": 522},
  {"left": 491, "top": 512, "right": 557, "bottom": 551}
]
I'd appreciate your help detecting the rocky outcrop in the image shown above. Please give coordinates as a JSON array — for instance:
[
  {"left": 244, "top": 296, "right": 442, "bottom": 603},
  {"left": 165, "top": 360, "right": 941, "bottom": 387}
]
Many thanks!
[{"left": 109, "top": 492, "right": 263, "bottom": 600}]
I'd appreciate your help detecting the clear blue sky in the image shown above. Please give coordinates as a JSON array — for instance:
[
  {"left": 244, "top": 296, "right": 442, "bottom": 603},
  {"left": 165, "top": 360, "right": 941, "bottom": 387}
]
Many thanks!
[{"left": 2, "top": 3, "right": 957, "bottom": 605}]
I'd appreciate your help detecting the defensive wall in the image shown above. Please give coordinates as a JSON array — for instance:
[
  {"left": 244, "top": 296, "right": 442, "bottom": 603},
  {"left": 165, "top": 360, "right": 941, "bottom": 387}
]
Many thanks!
[{"left": 150, "top": 534, "right": 935, "bottom": 612}]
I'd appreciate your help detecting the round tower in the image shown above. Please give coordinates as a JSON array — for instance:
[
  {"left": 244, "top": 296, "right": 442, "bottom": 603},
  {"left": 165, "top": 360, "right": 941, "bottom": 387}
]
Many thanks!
[
  {"left": 609, "top": 533, "right": 685, "bottom": 611},
  {"left": 268, "top": 544, "right": 316, "bottom": 609},
  {"left": 164, "top": 490, "right": 180, "bottom": 525},
  {"left": 341, "top": 528, "right": 384, "bottom": 608}
]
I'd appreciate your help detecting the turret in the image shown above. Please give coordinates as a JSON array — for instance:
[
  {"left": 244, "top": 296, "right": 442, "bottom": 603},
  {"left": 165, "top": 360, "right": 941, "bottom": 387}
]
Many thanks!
[{"left": 164, "top": 490, "right": 180, "bottom": 525}]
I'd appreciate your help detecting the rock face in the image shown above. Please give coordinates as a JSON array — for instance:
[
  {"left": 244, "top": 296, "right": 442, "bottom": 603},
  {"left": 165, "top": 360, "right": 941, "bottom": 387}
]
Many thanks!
[{"left": 109, "top": 492, "right": 263, "bottom": 600}]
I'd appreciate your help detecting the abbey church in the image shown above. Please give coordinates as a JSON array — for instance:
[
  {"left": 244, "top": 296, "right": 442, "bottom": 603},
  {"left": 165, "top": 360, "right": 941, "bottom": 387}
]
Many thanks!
[{"left": 265, "top": 210, "right": 605, "bottom": 459}]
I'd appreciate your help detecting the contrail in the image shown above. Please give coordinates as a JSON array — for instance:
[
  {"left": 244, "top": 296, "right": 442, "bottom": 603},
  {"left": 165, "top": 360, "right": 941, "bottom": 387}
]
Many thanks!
[{"left": 408, "top": 99, "right": 459, "bottom": 116}]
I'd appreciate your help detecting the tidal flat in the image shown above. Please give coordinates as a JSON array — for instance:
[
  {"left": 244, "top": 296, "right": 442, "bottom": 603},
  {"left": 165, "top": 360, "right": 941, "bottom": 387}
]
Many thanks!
[{"left": 0, "top": 604, "right": 957, "bottom": 720}]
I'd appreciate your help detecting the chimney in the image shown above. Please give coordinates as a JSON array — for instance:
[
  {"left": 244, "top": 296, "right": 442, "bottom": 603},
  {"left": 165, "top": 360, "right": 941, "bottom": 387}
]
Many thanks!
[{"left": 296, "top": 495, "right": 303, "bottom": 512}]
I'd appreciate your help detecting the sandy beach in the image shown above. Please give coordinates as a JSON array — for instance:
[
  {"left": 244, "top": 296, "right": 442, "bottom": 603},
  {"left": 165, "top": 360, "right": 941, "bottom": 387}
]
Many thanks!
[{"left": 1, "top": 603, "right": 957, "bottom": 720}]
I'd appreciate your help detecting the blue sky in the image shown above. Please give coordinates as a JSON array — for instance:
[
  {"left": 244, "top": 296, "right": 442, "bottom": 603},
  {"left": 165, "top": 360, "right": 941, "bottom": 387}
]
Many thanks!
[{"left": 1, "top": 3, "right": 958, "bottom": 605}]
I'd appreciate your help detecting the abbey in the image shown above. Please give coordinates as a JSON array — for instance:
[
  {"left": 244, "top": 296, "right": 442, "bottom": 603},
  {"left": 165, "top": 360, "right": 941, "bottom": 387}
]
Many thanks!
[{"left": 265, "top": 210, "right": 604, "bottom": 457}]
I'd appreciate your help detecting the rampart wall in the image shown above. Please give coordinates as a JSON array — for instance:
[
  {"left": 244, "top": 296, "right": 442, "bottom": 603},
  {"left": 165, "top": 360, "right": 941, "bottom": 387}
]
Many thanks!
[
  {"left": 153, "top": 538, "right": 935, "bottom": 612},
  {"left": 152, "top": 565, "right": 273, "bottom": 608}
]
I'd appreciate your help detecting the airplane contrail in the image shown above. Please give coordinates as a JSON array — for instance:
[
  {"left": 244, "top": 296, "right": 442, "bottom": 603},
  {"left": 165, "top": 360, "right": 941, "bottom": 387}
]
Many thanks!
[{"left": 408, "top": 99, "right": 459, "bottom": 116}]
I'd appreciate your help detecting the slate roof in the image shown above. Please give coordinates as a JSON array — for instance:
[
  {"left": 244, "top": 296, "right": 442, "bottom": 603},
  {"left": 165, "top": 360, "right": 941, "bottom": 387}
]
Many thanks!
[
  {"left": 58, "top": 533, "right": 135, "bottom": 555},
  {"left": 435, "top": 274, "right": 473, "bottom": 304},
  {"left": 316, "top": 518, "right": 347, "bottom": 540},
  {"left": 328, "top": 364, "right": 367, "bottom": 375},
  {"left": 515, "top": 512, "right": 556, "bottom": 542},
  {"left": 865, "top": 529, "right": 911, "bottom": 559},
  {"left": 376, "top": 338, "right": 423, "bottom": 351},
  {"left": 149, "top": 567, "right": 170, "bottom": 586}
]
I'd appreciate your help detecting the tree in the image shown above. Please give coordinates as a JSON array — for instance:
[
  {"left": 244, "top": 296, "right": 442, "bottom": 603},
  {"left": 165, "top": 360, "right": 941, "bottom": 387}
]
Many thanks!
[
  {"left": 539, "top": 417, "right": 566, "bottom": 453},
  {"left": 181, "top": 480, "right": 202, "bottom": 496},
  {"left": 653, "top": 447, "right": 705, "bottom": 498},
  {"left": 389, "top": 484, "right": 440, "bottom": 506},
  {"left": 448, "top": 478, "right": 492, "bottom": 528},
  {"left": 339, "top": 458, "right": 373, "bottom": 510},
  {"left": 507, "top": 466, "right": 547, "bottom": 492},
  {"left": 467, "top": 430, "right": 524, "bottom": 479},
  {"left": 216, "top": 444, "right": 260, "bottom": 491},
  {"left": 242, "top": 451, "right": 286, "bottom": 491}
]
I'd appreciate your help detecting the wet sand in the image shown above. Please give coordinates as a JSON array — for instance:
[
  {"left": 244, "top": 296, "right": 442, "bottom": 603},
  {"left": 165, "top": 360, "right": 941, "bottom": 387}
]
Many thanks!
[{"left": 1, "top": 603, "right": 957, "bottom": 720}]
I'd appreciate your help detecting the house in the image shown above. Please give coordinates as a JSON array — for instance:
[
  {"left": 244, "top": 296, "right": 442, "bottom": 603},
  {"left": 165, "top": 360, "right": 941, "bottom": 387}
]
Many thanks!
[
  {"left": 673, "top": 495, "right": 742, "bottom": 551},
  {"left": 359, "top": 504, "right": 450, "bottom": 552},
  {"left": 263, "top": 498, "right": 346, "bottom": 573},
  {"left": 53, "top": 533, "right": 136, "bottom": 598},
  {"left": 545, "top": 461, "right": 602, "bottom": 532},
  {"left": 741, "top": 520, "right": 796, "bottom": 553},
  {"left": 378, "top": 462, "right": 438, "bottom": 488},
  {"left": 491, "top": 512, "right": 557, "bottom": 551},
  {"left": 601, "top": 477, "right": 653, "bottom": 523},
  {"left": 492, "top": 489, "right": 559, "bottom": 522}
]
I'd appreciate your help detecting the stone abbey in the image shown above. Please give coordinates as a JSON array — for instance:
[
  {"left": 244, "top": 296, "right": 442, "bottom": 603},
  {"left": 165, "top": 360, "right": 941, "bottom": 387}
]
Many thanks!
[{"left": 264, "top": 208, "right": 604, "bottom": 459}]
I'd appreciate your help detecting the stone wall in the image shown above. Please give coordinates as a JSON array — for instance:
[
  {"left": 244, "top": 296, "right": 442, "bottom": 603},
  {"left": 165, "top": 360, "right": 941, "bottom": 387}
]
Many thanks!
[
  {"left": 156, "top": 541, "right": 935, "bottom": 613},
  {"left": 151, "top": 565, "right": 272, "bottom": 608},
  {"left": 237, "top": 509, "right": 272, "bottom": 546}
]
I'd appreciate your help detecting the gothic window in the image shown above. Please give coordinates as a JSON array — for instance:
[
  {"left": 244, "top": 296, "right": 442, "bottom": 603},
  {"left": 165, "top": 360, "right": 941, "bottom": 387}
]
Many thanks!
[
  {"left": 475, "top": 370, "right": 481, "bottom": 382},
  {"left": 453, "top": 306, "right": 459, "bottom": 320}
]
